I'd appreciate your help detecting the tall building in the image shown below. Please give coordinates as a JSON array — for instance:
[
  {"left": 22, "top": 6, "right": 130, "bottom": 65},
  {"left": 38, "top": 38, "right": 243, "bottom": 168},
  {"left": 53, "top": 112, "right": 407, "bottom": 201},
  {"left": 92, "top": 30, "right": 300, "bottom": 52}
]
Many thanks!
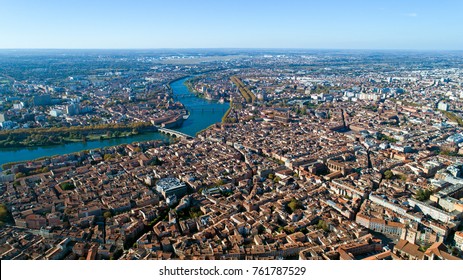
[
  {"left": 66, "top": 103, "right": 80, "bottom": 116},
  {"left": 438, "top": 101, "right": 449, "bottom": 111}
]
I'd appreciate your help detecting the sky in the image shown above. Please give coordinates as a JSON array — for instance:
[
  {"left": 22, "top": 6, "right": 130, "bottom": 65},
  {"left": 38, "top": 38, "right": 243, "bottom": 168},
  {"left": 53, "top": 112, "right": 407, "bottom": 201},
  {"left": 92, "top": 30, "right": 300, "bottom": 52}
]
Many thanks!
[{"left": 0, "top": 0, "right": 462, "bottom": 50}]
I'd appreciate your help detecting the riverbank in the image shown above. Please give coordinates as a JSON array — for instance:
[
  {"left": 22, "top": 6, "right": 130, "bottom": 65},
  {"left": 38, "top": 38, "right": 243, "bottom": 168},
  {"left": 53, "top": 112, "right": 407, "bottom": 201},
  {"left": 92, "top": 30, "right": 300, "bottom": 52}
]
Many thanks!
[
  {"left": 0, "top": 77, "right": 230, "bottom": 168},
  {"left": 183, "top": 78, "right": 201, "bottom": 95},
  {"left": 166, "top": 75, "right": 189, "bottom": 94},
  {"left": 0, "top": 122, "right": 156, "bottom": 148},
  {"left": 184, "top": 77, "right": 226, "bottom": 102}
]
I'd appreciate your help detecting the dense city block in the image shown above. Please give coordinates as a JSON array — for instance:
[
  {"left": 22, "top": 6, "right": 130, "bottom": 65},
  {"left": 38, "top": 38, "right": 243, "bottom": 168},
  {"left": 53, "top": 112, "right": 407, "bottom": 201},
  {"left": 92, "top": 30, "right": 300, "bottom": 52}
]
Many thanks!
[{"left": 1, "top": 50, "right": 463, "bottom": 260}]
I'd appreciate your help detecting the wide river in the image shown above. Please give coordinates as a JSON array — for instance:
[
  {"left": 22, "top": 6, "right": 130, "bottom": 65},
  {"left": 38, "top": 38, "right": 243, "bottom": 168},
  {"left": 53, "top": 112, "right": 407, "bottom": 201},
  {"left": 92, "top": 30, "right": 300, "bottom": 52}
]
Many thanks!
[{"left": 0, "top": 77, "right": 229, "bottom": 167}]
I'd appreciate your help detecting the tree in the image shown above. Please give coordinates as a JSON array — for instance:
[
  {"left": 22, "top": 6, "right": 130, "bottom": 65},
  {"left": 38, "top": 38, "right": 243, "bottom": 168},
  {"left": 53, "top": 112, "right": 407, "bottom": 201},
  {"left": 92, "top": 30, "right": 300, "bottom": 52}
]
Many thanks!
[
  {"left": 103, "top": 211, "right": 113, "bottom": 220},
  {"left": 416, "top": 189, "right": 433, "bottom": 201},
  {"left": 0, "top": 204, "right": 9, "bottom": 227},
  {"left": 317, "top": 220, "right": 330, "bottom": 232},
  {"left": 189, "top": 208, "right": 203, "bottom": 218},
  {"left": 379, "top": 134, "right": 398, "bottom": 143},
  {"left": 418, "top": 244, "right": 430, "bottom": 252},
  {"left": 15, "top": 172, "right": 26, "bottom": 179},
  {"left": 284, "top": 226, "right": 296, "bottom": 234},
  {"left": 287, "top": 198, "right": 302, "bottom": 213},
  {"left": 104, "top": 154, "right": 114, "bottom": 161},
  {"left": 60, "top": 182, "right": 75, "bottom": 191},
  {"left": 301, "top": 106, "right": 307, "bottom": 114},
  {"left": 214, "top": 179, "right": 225, "bottom": 187},
  {"left": 384, "top": 170, "right": 394, "bottom": 180}
]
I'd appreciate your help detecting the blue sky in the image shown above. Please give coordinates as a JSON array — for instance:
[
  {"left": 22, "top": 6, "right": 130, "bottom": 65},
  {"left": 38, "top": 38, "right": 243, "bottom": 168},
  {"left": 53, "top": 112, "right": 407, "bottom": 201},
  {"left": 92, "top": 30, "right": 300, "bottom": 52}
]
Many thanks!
[{"left": 0, "top": 0, "right": 462, "bottom": 50}]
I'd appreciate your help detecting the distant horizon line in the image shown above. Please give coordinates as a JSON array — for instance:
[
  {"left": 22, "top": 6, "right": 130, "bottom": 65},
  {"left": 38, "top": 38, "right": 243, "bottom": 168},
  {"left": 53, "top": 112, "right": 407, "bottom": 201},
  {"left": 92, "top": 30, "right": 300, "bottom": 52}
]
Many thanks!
[{"left": 0, "top": 47, "right": 462, "bottom": 52}]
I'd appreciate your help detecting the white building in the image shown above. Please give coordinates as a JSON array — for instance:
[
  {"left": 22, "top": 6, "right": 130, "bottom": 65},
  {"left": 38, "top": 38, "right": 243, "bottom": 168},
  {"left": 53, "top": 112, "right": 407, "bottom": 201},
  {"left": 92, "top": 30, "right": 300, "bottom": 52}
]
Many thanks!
[
  {"left": 156, "top": 177, "right": 187, "bottom": 199},
  {"left": 49, "top": 109, "right": 63, "bottom": 117},
  {"left": 438, "top": 101, "right": 449, "bottom": 111}
]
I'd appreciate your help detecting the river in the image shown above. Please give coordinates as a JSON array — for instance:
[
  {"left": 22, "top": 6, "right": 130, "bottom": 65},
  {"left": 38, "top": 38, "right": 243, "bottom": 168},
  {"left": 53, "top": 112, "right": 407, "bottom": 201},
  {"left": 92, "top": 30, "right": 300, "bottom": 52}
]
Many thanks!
[{"left": 0, "top": 77, "right": 229, "bottom": 167}]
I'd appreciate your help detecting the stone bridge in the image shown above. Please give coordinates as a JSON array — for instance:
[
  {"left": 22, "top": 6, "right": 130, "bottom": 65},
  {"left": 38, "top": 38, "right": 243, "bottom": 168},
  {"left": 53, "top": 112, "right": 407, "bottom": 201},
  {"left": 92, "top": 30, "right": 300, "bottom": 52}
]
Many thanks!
[{"left": 157, "top": 127, "right": 193, "bottom": 139}]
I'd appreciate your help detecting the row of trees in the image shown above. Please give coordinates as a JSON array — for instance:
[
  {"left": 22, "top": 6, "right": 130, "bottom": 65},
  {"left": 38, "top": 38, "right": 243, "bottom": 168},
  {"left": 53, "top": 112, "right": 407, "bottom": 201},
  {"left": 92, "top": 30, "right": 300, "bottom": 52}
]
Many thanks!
[
  {"left": 441, "top": 110, "right": 463, "bottom": 127},
  {"left": 0, "top": 133, "right": 66, "bottom": 148},
  {"left": 14, "top": 166, "right": 50, "bottom": 179},
  {"left": 379, "top": 133, "right": 398, "bottom": 143},
  {"left": 222, "top": 103, "right": 239, "bottom": 123},
  {"left": 383, "top": 170, "right": 407, "bottom": 181},
  {"left": 230, "top": 76, "right": 256, "bottom": 103},
  {"left": 0, "top": 122, "right": 153, "bottom": 148},
  {"left": 0, "top": 121, "right": 153, "bottom": 139}
]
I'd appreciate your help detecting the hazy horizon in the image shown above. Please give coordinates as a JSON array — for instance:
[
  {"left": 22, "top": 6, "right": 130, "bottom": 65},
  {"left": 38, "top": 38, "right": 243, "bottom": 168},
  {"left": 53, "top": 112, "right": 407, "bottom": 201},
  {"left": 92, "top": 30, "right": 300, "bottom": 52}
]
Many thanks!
[
  {"left": 1, "top": 0, "right": 462, "bottom": 50},
  {"left": 0, "top": 48, "right": 462, "bottom": 52}
]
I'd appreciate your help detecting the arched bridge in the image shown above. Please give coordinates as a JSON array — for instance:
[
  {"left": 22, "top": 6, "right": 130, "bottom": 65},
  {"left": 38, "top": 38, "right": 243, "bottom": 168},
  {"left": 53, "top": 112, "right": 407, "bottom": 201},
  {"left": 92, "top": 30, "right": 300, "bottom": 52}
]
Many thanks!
[
  {"left": 157, "top": 127, "right": 193, "bottom": 139},
  {"left": 188, "top": 108, "right": 227, "bottom": 113}
]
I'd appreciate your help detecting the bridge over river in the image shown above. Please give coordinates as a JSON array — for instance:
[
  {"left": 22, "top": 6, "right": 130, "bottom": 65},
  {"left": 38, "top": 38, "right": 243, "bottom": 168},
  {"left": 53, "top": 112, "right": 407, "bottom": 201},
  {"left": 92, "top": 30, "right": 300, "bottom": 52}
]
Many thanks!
[
  {"left": 0, "top": 77, "right": 229, "bottom": 168},
  {"left": 157, "top": 127, "right": 193, "bottom": 139}
]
